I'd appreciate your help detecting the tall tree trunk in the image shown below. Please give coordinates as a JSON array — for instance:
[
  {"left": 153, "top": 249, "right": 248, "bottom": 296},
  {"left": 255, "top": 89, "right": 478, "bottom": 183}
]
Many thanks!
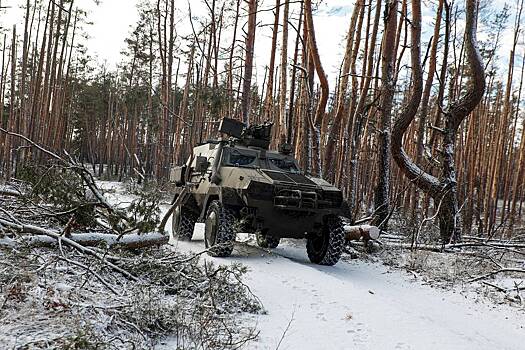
[
  {"left": 322, "top": 0, "right": 363, "bottom": 181},
  {"left": 304, "top": 0, "right": 329, "bottom": 177},
  {"left": 263, "top": 0, "right": 280, "bottom": 123},
  {"left": 346, "top": 0, "right": 381, "bottom": 221},
  {"left": 372, "top": 0, "right": 398, "bottom": 228},
  {"left": 241, "top": 0, "right": 258, "bottom": 125},
  {"left": 277, "top": 0, "right": 289, "bottom": 144}
]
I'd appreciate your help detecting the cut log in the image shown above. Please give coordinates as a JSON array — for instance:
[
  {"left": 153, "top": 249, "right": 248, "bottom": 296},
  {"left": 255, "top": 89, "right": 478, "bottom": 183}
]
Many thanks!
[{"left": 344, "top": 225, "right": 380, "bottom": 241}]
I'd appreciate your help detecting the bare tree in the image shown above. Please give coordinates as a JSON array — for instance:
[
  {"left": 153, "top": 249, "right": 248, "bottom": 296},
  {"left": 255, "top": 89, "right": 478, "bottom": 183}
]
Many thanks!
[{"left": 304, "top": 0, "right": 329, "bottom": 177}]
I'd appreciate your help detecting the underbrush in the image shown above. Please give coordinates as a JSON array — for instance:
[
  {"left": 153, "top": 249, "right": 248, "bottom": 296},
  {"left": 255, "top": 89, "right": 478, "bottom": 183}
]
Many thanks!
[{"left": 0, "top": 246, "right": 262, "bottom": 349}]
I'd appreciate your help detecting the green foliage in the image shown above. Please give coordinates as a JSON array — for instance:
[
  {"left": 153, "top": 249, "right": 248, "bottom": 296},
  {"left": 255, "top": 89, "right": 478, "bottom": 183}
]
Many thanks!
[
  {"left": 125, "top": 180, "right": 162, "bottom": 233},
  {"left": 63, "top": 329, "right": 102, "bottom": 350},
  {"left": 16, "top": 164, "right": 97, "bottom": 228}
]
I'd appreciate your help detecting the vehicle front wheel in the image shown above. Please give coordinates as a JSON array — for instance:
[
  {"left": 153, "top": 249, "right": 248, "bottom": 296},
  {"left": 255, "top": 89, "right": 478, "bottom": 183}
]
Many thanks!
[
  {"left": 306, "top": 216, "right": 345, "bottom": 266},
  {"left": 256, "top": 233, "right": 280, "bottom": 249},
  {"left": 171, "top": 203, "right": 197, "bottom": 242},
  {"left": 204, "top": 200, "right": 236, "bottom": 257}
]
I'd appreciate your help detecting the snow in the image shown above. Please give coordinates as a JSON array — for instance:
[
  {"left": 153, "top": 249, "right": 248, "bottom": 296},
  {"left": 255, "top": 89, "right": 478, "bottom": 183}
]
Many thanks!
[
  {"left": 100, "top": 181, "right": 525, "bottom": 350},
  {"left": 168, "top": 232, "right": 525, "bottom": 350}
]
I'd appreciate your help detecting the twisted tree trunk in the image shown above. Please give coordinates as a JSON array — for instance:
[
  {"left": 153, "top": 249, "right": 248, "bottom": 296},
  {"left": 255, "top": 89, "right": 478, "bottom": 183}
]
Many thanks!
[{"left": 391, "top": 0, "right": 485, "bottom": 244}]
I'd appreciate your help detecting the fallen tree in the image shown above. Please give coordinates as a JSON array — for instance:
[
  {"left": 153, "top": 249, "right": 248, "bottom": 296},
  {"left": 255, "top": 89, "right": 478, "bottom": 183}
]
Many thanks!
[
  {"left": 0, "top": 126, "right": 166, "bottom": 249},
  {"left": 0, "top": 129, "right": 264, "bottom": 349},
  {"left": 0, "top": 227, "right": 168, "bottom": 250}
]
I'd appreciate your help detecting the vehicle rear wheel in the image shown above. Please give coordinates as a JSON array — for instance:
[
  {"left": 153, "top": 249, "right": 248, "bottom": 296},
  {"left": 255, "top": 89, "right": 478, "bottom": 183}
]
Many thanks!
[
  {"left": 256, "top": 233, "right": 280, "bottom": 249},
  {"left": 306, "top": 216, "right": 345, "bottom": 266},
  {"left": 171, "top": 203, "right": 197, "bottom": 241},
  {"left": 204, "top": 200, "right": 236, "bottom": 257}
]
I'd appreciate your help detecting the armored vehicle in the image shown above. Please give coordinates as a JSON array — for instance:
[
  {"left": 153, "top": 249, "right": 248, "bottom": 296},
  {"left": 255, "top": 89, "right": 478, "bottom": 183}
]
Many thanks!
[{"left": 169, "top": 118, "right": 345, "bottom": 265}]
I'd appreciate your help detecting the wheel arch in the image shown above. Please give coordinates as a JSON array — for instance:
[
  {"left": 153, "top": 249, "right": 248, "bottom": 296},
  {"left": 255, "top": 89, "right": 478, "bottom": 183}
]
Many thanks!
[{"left": 199, "top": 193, "right": 221, "bottom": 220}]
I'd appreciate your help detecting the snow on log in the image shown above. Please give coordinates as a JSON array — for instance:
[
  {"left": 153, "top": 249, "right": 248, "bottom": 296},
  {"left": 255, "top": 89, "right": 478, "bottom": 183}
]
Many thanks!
[
  {"left": 24, "top": 232, "right": 169, "bottom": 249},
  {"left": 0, "top": 218, "right": 168, "bottom": 249},
  {"left": 0, "top": 188, "right": 21, "bottom": 197},
  {"left": 344, "top": 225, "right": 380, "bottom": 241}
]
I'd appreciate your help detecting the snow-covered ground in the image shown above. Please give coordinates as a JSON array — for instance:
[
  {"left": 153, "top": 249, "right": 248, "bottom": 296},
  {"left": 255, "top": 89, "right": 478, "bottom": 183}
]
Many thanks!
[
  {"left": 101, "top": 182, "right": 525, "bottom": 350},
  {"left": 162, "top": 225, "right": 524, "bottom": 350}
]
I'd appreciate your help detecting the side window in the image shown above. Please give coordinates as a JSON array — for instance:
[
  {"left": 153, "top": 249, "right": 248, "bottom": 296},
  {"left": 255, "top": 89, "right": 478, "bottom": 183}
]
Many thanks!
[
  {"left": 230, "top": 151, "right": 256, "bottom": 166},
  {"left": 224, "top": 148, "right": 257, "bottom": 167}
]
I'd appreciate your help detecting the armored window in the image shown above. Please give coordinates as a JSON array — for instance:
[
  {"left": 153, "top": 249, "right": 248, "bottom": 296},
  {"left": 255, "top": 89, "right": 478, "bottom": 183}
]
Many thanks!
[
  {"left": 268, "top": 157, "right": 300, "bottom": 173},
  {"left": 226, "top": 149, "right": 257, "bottom": 167}
]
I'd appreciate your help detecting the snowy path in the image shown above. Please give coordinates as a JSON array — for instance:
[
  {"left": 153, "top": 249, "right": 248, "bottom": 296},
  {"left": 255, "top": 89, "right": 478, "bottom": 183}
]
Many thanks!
[{"left": 168, "top": 234, "right": 524, "bottom": 350}]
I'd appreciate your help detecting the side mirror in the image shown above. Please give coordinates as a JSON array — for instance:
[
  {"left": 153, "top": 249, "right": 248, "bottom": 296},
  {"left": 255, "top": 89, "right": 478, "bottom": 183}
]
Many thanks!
[
  {"left": 169, "top": 165, "right": 186, "bottom": 185},
  {"left": 195, "top": 156, "right": 209, "bottom": 173}
]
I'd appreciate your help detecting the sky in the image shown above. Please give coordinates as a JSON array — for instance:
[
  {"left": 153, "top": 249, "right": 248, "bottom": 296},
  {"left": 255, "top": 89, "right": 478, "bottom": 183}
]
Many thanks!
[
  {"left": 0, "top": 0, "right": 519, "bottom": 86},
  {"left": 0, "top": 0, "right": 353, "bottom": 84}
]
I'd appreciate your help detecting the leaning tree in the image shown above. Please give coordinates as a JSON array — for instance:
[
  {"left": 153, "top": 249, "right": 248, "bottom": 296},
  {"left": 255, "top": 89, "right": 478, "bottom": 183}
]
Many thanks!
[{"left": 391, "top": 0, "right": 486, "bottom": 244}]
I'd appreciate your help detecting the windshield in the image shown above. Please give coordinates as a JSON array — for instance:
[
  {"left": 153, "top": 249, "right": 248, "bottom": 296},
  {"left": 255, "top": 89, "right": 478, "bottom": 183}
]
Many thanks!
[{"left": 268, "top": 157, "right": 300, "bottom": 173}]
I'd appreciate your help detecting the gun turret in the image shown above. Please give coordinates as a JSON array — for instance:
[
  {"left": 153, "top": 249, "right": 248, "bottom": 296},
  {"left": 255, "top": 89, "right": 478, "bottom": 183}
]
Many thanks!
[{"left": 218, "top": 117, "right": 274, "bottom": 150}]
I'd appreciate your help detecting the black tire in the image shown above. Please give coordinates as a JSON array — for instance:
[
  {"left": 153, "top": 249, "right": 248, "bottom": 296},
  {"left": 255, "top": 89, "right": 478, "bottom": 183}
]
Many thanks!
[
  {"left": 306, "top": 216, "right": 345, "bottom": 266},
  {"left": 204, "top": 200, "right": 236, "bottom": 257},
  {"left": 171, "top": 203, "right": 197, "bottom": 241},
  {"left": 256, "top": 233, "right": 281, "bottom": 249}
]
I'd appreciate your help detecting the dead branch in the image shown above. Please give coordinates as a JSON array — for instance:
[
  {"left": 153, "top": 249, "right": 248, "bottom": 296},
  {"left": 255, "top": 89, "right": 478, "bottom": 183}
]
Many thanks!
[
  {"left": 469, "top": 268, "right": 525, "bottom": 283},
  {"left": 0, "top": 127, "right": 129, "bottom": 223},
  {"left": 481, "top": 281, "right": 507, "bottom": 292},
  {"left": 56, "top": 256, "right": 120, "bottom": 295},
  {"left": 380, "top": 240, "right": 525, "bottom": 255}
]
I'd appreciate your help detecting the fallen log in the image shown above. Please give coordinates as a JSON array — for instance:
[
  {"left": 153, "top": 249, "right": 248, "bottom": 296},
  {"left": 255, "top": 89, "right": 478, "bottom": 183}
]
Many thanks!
[
  {"left": 469, "top": 268, "right": 525, "bottom": 283},
  {"left": 30, "top": 232, "right": 168, "bottom": 249},
  {"left": 344, "top": 225, "right": 380, "bottom": 241},
  {"left": 376, "top": 241, "right": 525, "bottom": 255},
  {"left": 0, "top": 230, "right": 168, "bottom": 249}
]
